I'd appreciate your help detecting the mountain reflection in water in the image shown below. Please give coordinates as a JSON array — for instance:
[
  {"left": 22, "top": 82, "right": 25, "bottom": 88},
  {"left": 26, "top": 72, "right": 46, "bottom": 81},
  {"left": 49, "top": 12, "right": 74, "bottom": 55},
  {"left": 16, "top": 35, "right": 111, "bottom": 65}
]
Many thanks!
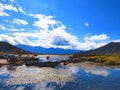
[{"left": 0, "top": 62, "right": 120, "bottom": 90}]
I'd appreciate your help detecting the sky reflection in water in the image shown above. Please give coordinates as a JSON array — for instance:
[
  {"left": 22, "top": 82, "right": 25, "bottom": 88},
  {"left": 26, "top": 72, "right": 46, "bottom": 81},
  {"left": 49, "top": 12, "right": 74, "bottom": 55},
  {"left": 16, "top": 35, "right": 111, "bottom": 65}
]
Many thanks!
[{"left": 0, "top": 63, "right": 120, "bottom": 90}]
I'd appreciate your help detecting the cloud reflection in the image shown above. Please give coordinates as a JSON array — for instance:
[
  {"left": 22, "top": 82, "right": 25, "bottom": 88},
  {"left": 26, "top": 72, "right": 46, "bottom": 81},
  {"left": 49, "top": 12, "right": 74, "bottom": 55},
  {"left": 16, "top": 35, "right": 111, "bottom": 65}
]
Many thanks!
[
  {"left": 0, "top": 66, "right": 10, "bottom": 75},
  {"left": 85, "top": 69, "right": 109, "bottom": 77},
  {"left": 5, "top": 65, "right": 78, "bottom": 88},
  {"left": 68, "top": 62, "right": 110, "bottom": 77}
]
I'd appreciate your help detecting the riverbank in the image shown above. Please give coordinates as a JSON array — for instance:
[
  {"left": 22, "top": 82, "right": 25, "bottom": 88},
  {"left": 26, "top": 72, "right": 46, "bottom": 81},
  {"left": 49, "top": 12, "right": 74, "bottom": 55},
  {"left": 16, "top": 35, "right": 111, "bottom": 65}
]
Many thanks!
[
  {"left": 1, "top": 54, "right": 120, "bottom": 68},
  {"left": 0, "top": 59, "right": 22, "bottom": 66},
  {"left": 73, "top": 55, "right": 120, "bottom": 66},
  {"left": 67, "top": 61, "right": 120, "bottom": 69},
  {"left": 1, "top": 59, "right": 120, "bottom": 69},
  {"left": 0, "top": 59, "right": 9, "bottom": 65}
]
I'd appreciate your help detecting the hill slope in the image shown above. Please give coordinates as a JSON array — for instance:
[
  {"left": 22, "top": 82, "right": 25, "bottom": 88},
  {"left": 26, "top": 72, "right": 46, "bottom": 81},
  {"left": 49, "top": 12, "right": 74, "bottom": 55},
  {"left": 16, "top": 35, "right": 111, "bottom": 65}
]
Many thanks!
[
  {"left": 0, "top": 41, "right": 29, "bottom": 54},
  {"left": 76, "top": 42, "right": 120, "bottom": 55},
  {"left": 73, "top": 42, "right": 120, "bottom": 65}
]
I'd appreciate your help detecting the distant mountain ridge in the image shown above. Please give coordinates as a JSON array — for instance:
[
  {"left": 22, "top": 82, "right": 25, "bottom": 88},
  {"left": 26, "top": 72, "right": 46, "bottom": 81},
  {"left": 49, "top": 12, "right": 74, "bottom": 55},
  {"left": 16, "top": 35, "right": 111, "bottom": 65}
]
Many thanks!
[
  {"left": 2, "top": 41, "right": 119, "bottom": 55},
  {"left": 16, "top": 44, "right": 80, "bottom": 54},
  {"left": 0, "top": 41, "right": 29, "bottom": 54},
  {"left": 77, "top": 42, "right": 120, "bottom": 55}
]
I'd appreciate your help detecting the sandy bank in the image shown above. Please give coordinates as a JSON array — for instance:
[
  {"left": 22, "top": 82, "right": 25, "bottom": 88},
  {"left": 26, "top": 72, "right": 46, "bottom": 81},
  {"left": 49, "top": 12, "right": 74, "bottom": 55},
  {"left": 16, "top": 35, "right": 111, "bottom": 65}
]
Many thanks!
[{"left": 0, "top": 59, "right": 9, "bottom": 65}]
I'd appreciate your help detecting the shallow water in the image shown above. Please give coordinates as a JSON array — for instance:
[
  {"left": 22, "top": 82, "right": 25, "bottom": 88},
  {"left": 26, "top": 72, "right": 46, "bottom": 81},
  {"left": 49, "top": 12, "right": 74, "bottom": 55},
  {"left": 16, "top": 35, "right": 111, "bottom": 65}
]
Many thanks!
[
  {"left": 38, "top": 55, "right": 70, "bottom": 62},
  {"left": 0, "top": 56, "right": 120, "bottom": 90}
]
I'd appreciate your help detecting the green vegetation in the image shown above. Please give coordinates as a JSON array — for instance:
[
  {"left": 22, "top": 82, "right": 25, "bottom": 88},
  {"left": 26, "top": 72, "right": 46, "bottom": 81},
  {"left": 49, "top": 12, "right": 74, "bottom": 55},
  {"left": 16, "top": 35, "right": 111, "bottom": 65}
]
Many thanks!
[{"left": 73, "top": 55, "right": 120, "bottom": 65}]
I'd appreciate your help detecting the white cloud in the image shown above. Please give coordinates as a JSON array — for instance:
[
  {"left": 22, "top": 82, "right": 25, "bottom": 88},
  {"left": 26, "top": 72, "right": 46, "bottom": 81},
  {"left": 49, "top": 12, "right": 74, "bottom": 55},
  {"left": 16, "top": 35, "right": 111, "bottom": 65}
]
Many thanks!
[
  {"left": 85, "top": 34, "right": 109, "bottom": 42},
  {"left": 11, "top": 28, "right": 78, "bottom": 49},
  {"left": 13, "top": 19, "right": 28, "bottom": 25},
  {"left": 0, "top": 30, "right": 109, "bottom": 50},
  {"left": 18, "top": 7, "right": 26, "bottom": 15},
  {"left": 0, "top": 25, "right": 6, "bottom": 30},
  {"left": 0, "top": 9, "right": 110, "bottom": 50},
  {"left": 0, "top": 24, "right": 24, "bottom": 31},
  {"left": 85, "top": 22, "right": 89, "bottom": 27},
  {"left": 0, "top": 6, "right": 9, "bottom": 16},
  {"left": 30, "top": 14, "right": 59, "bottom": 30},
  {"left": 112, "top": 39, "right": 120, "bottom": 42},
  {"left": 0, "top": 3, "right": 17, "bottom": 16},
  {"left": 0, "top": 3, "right": 18, "bottom": 16},
  {"left": 0, "top": 32, "right": 109, "bottom": 50},
  {"left": 0, "top": 34, "right": 16, "bottom": 44},
  {"left": 9, "top": 28, "right": 24, "bottom": 31},
  {"left": 77, "top": 34, "right": 110, "bottom": 50}
]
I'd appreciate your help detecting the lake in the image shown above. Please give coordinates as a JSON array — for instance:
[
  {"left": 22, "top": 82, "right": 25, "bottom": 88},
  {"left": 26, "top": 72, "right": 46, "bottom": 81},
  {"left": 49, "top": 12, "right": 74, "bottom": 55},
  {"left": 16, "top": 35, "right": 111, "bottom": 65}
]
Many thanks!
[
  {"left": 37, "top": 55, "right": 71, "bottom": 62},
  {"left": 0, "top": 55, "right": 120, "bottom": 90}
]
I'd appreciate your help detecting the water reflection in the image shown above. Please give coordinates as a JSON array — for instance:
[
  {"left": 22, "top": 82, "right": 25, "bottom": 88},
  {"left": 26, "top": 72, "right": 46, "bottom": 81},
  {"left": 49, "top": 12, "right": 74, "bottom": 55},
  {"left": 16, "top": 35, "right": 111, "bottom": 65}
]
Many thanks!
[
  {"left": 5, "top": 65, "right": 77, "bottom": 87},
  {"left": 85, "top": 69, "right": 109, "bottom": 77},
  {"left": 0, "top": 62, "right": 120, "bottom": 90},
  {"left": 68, "top": 62, "right": 110, "bottom": 77},
  {"left": 0, "top": 66, "right": 9, "bottom": 75}
]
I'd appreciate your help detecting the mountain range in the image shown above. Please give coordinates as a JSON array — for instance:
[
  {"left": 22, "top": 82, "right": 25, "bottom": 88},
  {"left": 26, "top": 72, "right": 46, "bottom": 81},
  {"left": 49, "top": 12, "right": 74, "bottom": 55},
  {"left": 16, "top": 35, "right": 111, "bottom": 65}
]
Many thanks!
[
  {"left": 0, "top": 41, "right": 120, "bottom": 55},
  {"left": 16, "top": 44, "right": 80, "bottom": 54}
]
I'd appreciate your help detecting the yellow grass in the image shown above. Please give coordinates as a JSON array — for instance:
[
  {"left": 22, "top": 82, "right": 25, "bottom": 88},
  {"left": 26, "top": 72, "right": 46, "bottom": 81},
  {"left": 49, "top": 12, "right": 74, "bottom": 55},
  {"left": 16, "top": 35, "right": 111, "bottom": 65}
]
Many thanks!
[{"left": 74, "top": 55, "right": 120, "bottom": 65}]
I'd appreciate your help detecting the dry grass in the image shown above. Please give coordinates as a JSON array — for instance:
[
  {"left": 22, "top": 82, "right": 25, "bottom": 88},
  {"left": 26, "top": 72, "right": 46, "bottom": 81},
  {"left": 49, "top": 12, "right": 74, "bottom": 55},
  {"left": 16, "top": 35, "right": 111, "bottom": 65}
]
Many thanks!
[{"left": 74, "top": 55, "right": 120, "bottom": 65}]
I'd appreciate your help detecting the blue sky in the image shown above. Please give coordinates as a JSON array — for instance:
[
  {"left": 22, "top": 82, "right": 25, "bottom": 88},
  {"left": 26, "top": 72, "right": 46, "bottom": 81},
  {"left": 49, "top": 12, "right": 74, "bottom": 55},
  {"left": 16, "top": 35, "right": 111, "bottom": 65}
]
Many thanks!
[{"left": 0, "top": 0, "right": 120, "bottom": 50}]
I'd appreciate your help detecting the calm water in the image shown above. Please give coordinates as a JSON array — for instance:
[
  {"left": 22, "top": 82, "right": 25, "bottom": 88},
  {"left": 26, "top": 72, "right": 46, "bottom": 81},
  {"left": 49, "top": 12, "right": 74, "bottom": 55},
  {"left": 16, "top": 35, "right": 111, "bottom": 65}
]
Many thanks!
[
  {"left": 38, "top": 55, "right": 70, "bottom": 62},
  {"left": 0, "top": 55, "right": 120, "bottom": 90}
]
